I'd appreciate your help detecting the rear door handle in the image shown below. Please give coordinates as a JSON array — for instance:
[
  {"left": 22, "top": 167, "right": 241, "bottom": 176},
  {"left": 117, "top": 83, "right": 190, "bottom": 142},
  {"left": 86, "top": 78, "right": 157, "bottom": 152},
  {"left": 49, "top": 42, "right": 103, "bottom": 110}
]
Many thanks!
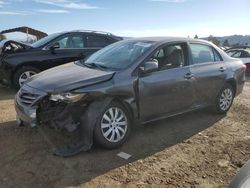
[
  {"left": 184, "top": 73, "right": 194, "bottom": 79},
  {"left": 219, "top": 67, "right": 226, "bottom": 72}
]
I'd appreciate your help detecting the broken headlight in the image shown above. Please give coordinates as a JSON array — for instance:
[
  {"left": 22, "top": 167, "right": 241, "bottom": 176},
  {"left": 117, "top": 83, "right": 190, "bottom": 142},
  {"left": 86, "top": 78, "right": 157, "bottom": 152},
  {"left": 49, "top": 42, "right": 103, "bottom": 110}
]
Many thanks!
[{"left": 49, "top": 93, "right": 86, "bottom": 103}]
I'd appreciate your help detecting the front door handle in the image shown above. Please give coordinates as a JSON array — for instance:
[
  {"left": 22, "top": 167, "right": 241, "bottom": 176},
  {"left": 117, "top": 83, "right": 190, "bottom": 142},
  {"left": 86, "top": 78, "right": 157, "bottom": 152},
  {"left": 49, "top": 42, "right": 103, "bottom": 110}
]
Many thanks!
[
  {"left": 219, "top": 67, "right": 226, "bottom": 72},
  {"left": 184, "top": 73, "right": 194, "bottom": 79}
]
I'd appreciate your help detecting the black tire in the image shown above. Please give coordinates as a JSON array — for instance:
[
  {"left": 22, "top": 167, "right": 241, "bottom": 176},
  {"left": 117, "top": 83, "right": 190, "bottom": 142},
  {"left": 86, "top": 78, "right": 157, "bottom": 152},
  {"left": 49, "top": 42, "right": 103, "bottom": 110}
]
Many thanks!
[
  {"left": 94, "top": 101, "right": 131, "bottom": 149},
  {"left": 12, "top": 66, "right": 40, "bottom": 89},
  {"left": 213, "top": 83, "right": 235, "bottom": 114}
]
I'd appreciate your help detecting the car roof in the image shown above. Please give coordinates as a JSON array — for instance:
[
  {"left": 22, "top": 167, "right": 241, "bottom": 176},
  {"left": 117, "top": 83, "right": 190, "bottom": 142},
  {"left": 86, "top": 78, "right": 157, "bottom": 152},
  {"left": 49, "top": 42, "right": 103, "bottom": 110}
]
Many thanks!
[
  {"left": 126, "top": 36, "right": 210, "bottom": 44},
  {"left": 55, "top": 30, "right": 120, "bottom": 37}
]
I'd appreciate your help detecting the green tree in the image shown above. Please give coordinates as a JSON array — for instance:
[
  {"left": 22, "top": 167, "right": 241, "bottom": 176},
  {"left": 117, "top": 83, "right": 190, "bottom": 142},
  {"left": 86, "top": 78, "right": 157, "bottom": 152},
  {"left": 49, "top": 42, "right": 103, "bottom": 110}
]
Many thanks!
[
  {"left": 208, "top": 35, "right": 220, "bottom": 46},
  {"left": 194, "top": 34, "right": 198, "bottom": 39}
]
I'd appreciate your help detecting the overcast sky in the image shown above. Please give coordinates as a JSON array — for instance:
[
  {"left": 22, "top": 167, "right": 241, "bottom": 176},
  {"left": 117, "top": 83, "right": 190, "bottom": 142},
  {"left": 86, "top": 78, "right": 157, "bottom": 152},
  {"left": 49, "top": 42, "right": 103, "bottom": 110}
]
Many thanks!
[{"left": 1, "top": 0, "right": 250, "bottom": 39}]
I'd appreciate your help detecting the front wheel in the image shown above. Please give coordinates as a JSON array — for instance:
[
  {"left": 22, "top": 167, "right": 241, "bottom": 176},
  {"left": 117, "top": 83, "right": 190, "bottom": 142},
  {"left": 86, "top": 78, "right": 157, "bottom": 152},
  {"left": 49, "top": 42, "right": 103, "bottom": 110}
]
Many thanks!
[
  {"left": 214, "top": 83, "right": 235, "bottom": 114},
  {"left": 94, "top": 101, "right": 131, "bottom": 149},
  {"left": 13, "top": 66, "right": 40, "bottom": 89}
]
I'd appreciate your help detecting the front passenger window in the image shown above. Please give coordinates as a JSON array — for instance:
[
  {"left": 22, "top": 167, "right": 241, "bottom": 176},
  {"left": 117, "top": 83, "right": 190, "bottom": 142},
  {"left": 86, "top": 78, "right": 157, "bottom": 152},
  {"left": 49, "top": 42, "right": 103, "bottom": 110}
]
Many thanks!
[
  {"left": 150, "top": 44, "right": 186, "bottom": 70},
  {"left": 57, "top": 37, "right": 69, "bottom": 48},
  {"left": 53, "top": 35, "right": 85, "bottom": 49}
]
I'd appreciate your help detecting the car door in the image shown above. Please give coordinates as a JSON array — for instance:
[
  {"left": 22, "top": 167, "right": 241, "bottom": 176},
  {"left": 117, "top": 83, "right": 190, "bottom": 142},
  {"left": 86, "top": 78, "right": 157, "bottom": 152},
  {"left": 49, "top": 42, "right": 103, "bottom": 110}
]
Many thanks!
[
  {"left": 53, "top": 33, "right": 86, "bottom": 61},
  {"left": 42, "top": 33, "right": 87, "bottom": 69},
  {"left": 138, "top": 43, "right": 195, "bottom": 122},
  {"left": 189, "top": 43, "right": 227, "bottom": 105}
]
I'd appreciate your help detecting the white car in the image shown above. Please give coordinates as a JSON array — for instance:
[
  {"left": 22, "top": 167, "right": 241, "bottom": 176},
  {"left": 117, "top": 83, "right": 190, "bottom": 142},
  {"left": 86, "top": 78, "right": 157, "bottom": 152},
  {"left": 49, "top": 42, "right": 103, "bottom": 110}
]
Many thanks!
[{"left": 226, "top": 47, "right": 250, "bottom": 75}]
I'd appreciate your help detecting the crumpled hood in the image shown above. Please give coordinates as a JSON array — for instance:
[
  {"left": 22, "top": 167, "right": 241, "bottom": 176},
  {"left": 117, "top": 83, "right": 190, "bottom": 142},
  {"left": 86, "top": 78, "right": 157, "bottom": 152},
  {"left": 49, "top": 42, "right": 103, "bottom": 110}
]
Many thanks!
[
  {"left": 26, "top": 62, "right": 115, "bottom": 93},
  {"left": 0, "top": 39, "right": 33, "bottom": 55}
]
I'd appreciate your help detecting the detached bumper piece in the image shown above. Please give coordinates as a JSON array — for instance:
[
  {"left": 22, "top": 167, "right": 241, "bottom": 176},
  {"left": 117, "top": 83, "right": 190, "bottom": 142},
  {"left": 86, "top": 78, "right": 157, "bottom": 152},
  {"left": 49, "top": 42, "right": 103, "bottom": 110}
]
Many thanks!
[
  {"left": 38, "top": 102, "right": 81, "bottom": 132},
  {"left": 49, "top": 98, "right": 113, "bottom": 157},
  {"left": 54, "top": 141, "right": 90, "bottom": 157},
  {"left": 38, "top": 100, "right": 92, "bottom": 157}
]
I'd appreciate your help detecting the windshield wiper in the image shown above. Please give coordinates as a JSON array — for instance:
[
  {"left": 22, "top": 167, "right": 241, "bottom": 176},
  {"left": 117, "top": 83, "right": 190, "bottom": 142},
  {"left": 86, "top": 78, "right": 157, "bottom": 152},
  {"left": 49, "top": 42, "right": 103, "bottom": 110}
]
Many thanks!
[{"left": 84, "top": 62, "right": 109, "bottom": 70}]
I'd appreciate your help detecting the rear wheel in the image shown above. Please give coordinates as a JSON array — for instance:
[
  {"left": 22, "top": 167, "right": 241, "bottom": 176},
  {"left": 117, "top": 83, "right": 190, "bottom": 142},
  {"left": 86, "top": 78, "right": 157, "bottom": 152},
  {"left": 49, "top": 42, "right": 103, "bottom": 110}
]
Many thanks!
[
  {"left": 94, "top": 101, "right": 131, "bottom": 149},
  {"left": 13, "top": 66, "right": 40, "bottom": 89},
  {"left": 214, "top": 83, "right": 234, "bottom": 114}
]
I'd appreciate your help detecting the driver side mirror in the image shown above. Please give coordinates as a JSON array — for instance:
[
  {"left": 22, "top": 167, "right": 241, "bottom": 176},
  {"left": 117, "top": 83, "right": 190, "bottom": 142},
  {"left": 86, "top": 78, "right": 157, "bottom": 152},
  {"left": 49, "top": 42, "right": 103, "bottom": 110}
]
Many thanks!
[
  {"left": 140, "top": 60, "right": 158, "bottom": 74},
  {"left": 49, "top": 42, "right": 60, "bottom": 54}
]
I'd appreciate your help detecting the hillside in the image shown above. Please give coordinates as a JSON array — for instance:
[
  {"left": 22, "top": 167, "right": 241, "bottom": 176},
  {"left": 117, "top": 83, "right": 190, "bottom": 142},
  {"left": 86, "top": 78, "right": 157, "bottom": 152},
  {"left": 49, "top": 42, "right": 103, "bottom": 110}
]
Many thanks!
[{"left": 203, "top": 35, "right": 250, "bottom": 46}]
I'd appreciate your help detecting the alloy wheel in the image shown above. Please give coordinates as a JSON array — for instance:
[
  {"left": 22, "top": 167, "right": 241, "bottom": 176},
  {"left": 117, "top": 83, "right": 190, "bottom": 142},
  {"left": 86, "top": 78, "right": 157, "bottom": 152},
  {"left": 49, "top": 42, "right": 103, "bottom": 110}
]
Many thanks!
[
  {"left": 101, "top": 107, "right": 128, "bottom": 143},
  {"left": 19, "top": 71, "right": 36, "bottom": 87},
  {"left": 219, "top": 88, "right": 233, "bottom": 111}
]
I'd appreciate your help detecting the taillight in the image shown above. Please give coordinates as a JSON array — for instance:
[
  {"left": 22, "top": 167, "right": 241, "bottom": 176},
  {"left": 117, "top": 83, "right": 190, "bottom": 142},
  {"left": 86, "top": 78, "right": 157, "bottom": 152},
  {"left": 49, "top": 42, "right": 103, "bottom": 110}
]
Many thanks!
[{"left": 243, "top": 64, "right": 247, "bottom": 72}]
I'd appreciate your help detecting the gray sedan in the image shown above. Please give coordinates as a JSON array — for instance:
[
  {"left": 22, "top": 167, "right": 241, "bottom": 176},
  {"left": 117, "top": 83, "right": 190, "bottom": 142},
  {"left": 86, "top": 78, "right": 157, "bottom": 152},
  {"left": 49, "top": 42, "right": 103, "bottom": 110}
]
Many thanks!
[{"left": 15, "top": 37, "right": 246, "bottom": 156}]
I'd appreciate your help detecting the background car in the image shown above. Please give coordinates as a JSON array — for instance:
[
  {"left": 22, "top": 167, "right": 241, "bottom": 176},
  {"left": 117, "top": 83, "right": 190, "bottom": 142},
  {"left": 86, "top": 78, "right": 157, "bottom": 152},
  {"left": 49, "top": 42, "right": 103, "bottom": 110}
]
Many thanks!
[
  {"left": 15, "top": 37, "right": 246, "bottom": 156},
  {"left": 0, "top": 30, "right": 122, "bottom": 89},
  {"left": 226, "top": 46, "right": 250, "bottom": 75}
]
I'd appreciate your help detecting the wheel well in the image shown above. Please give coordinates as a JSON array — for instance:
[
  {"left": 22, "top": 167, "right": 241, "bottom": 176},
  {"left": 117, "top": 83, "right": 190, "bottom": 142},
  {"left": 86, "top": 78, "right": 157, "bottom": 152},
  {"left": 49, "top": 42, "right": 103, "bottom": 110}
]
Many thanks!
[
  {"left": 11, "top": 63, "right": 40, "bottom": 83},
  {"left": 112, "top": 97, "right": 135, "bottom": 122},
  {"left": 226, "top": 79, "right": 237, "bottom": 96}
]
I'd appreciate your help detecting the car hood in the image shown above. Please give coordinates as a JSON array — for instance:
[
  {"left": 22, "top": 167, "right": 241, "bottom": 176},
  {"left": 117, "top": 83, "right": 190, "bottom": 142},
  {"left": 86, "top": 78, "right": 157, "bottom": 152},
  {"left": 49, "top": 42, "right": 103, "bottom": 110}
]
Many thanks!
[
  {"left": 0, "top": 40, "right": 33, "bottom": 55},
  {"left": 26, "top": 62, "right": 115, "bottom": 93}
]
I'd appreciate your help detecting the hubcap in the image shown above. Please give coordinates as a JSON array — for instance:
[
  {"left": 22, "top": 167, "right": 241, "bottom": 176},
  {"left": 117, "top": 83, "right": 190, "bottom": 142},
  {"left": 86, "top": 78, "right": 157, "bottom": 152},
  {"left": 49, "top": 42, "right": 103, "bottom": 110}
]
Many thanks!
[
  {"left": 219, "top": 88, "right": 233, "bottom": 111},
  {"left": 101, "top": 107, "right": 128, "bottom": 143},
  {"left": 19, "top": 71, "right": 36, "bottom": 87}
]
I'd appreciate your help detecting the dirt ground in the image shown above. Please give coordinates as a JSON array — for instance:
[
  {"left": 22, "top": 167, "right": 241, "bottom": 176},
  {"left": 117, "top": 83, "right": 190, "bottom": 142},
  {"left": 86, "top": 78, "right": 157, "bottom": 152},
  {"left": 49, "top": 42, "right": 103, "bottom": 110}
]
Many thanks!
[{"left": 0, "top": 79, "right": 249, "bottom": 188}]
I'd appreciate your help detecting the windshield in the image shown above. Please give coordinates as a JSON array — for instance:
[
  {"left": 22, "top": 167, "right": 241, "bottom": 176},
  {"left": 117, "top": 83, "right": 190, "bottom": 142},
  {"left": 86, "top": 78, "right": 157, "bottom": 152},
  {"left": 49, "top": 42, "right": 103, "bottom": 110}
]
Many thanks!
[
  {"left": 84, "top": 40, "right": 154, "bottom": 70},
  {"left": 31, "top": 33, "right": 62, "bottom": 48}
]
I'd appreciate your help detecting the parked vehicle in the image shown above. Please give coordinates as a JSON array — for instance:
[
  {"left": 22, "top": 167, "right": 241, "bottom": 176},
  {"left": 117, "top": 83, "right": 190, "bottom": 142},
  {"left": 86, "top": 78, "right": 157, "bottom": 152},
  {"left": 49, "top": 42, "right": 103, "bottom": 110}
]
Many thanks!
[
  {"left": 0, "top": 30, "right": 122, "bottom": 89},
  {"left": 226, "top": 46, "right": 250, "bottom": 75},
  {"left": 15, "top": 37, "right": 246, "bottom": 157}
]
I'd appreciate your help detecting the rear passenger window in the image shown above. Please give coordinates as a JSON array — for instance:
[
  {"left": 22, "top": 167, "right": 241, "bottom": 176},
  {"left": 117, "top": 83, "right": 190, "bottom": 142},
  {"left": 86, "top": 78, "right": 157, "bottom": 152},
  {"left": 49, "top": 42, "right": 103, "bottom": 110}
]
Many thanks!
[
  {"left": 71, "top": 36, "right": 84, "bottom": 48},
  {"left": 190, "top": 44, "right": 221, "bottom": 64},
  {"left": 87, "top": 35, "right": 111, "bottom": 47}
]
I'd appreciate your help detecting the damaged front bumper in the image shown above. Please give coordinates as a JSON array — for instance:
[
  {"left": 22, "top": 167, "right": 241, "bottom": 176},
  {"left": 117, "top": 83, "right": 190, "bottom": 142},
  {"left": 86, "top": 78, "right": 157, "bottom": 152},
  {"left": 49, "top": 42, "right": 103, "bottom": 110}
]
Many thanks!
[
  {"left": 15, "top": 85, "right": 46, "bottom": 127},
  {"left": 15, "top": 97, "right": 37, "bottom": 127},
  {"left": 15, "top": 85, "right": 87, "bottom": 130},
  {"left": 14, "top": 84, "right": 100, "bottom": 157}
]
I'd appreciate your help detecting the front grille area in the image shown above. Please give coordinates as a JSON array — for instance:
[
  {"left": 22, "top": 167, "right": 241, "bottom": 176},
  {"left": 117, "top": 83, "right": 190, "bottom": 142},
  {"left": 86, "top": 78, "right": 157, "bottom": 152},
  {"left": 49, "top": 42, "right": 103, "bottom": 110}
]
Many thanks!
[{"left": 18, "top": 89, "right": 40, "bottom": 106}]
